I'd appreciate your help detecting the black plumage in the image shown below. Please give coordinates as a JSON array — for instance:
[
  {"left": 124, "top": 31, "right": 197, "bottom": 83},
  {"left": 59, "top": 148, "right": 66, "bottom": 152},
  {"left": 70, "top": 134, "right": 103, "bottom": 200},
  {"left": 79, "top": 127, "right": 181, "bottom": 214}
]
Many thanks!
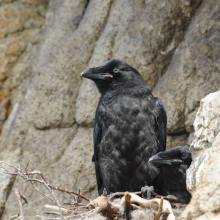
[
  {"left": 148, "top": 144, "right": 192, "bottom": 204},
  {"left": 81, "top": 59, "right": 167, "bottom": 195}
]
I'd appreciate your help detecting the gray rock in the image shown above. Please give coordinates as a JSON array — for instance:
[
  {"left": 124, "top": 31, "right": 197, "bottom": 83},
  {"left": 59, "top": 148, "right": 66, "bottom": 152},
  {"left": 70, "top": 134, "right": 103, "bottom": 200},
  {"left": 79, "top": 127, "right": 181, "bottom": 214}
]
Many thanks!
[
  {"left": 153, "top": 0, "right": 220, "bottom": 135},
  {"left": 182, "top": 90, "right": 220, "bottom": 219},
  {"left": 0, "top": 148, "right": 20, "bottom": 215},
  {"left": 0, "top": 0, "right": 220, "bottom": 219},
  {"left": 75, "top": 0, "right": 203, "bottom": 127},
  {"left": 0, "top": 0, "right": 48, "bottom": 132},
  {"left": 166, "top": 133, "right": 189, "bottom": 149},
  {"left": 75, "top": 79, "right": 99, "bottom": 127}
]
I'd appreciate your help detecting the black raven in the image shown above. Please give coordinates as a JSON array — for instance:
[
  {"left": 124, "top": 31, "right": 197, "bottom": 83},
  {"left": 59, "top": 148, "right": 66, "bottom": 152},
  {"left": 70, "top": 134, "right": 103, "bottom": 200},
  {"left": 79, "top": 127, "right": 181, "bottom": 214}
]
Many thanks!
[
  {"left": 81, "top": 59, "right": 167, "bottom": 195},
  {"left": 148, "top": 144, "right": 192, "bottom": 204}
]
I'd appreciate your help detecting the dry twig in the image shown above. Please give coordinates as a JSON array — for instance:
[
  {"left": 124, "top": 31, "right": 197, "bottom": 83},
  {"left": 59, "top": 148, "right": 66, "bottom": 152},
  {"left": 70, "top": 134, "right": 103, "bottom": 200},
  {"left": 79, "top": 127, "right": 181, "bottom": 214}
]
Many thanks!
[
  {"left": 153, "top": 197, "right": 164, "bottom": 220},
  {"left": 1, "top": 160, "right": 180, "bottom": 220},
  {"left": 120, "top": 193, "right": 175, "bottom": 220},
  {"left": 97, "top": 201, "right": 115, "bottom": 220},
  {"left": 0, "top": 161, "right": 89, "bottom": 202},
  {"left": 14, "top": 188, "right": 25, "bottom": 220},
  {"left": 8, "top": 215, "right": 20, "bottom": 220},
  {"left": 87, "top": 195, "right": 108, "bottom": 209},
  {"left": 130, "top": 204, "right": 140, "bottom": 209},
  {"left": 124, "top": 192, "right": 131, "bottom": 220},
  {"left": 0, "top": 161, "right": 92, "bottom": 220},
  {"left": 45, "top": 204, "right": 70, "bottom": 215}
]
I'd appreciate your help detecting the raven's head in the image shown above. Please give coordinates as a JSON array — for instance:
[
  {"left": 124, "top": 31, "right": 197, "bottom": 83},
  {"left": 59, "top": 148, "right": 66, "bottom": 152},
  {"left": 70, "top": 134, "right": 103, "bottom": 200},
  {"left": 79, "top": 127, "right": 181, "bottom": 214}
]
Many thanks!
[
  {"left": 81, "top": 59, "right": 147, "bottom": 94},
  {"left": 148, "top": 145, "right": 192, "bottom": 166}
]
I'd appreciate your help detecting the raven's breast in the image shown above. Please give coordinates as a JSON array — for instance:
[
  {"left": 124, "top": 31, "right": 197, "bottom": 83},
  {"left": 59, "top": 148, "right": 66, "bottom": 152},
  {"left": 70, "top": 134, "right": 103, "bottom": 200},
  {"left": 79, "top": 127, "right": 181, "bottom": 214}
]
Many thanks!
[{"left": 97, "top": 95, "right": 159, "bottom": 192}]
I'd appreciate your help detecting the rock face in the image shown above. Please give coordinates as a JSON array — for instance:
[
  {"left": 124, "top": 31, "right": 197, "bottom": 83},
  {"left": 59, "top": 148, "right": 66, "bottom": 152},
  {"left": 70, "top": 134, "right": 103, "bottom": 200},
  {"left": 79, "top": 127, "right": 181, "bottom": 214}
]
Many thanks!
[
  {"left": 0, "top": 0, "right": 48, "bottom": 132},
  {"left": 182, "top": 91, "right": 220, "bottom": 220},
  {"left": 76, "top": 0, "right": 204, "bottom": 128},
  {"left": 153, "top": 0, "right": 220, "bottom": 136},
  {"left": 0, "top": 0, "right": 220, "bottom": 218}
]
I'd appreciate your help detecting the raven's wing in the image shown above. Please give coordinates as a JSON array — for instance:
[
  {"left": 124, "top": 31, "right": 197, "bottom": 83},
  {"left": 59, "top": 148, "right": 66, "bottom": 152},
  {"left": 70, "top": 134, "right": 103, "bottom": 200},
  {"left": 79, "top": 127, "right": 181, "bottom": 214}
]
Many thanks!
[
  {"left": 154, "top": 97, "right": 167, "bottom": 152},
  {"left": 92, "top": 107, "right": 103, "bottom": 195}
]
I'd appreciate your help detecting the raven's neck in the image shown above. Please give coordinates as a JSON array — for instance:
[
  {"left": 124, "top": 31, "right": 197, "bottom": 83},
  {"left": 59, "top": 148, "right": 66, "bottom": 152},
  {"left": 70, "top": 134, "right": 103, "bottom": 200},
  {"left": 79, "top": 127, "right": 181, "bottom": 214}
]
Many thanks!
[{"left": 99, "top": 84, "right": 152, "bottom": 106}]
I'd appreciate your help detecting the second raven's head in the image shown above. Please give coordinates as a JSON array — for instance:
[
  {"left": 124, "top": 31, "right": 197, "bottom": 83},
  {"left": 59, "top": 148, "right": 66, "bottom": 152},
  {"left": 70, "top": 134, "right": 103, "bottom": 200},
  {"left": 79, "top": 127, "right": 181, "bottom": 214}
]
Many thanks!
[
  {"left": 148, "top": 145, "right": 192, "bottom": 166},
  {"left": 81, "top": 59, "right": 147, "bottom": 94}
]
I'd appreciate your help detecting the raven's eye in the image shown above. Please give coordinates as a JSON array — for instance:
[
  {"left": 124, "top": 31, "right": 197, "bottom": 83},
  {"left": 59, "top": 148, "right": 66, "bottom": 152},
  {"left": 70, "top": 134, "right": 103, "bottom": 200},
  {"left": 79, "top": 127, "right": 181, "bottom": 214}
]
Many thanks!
[
  {"left": 182, "top": 153, "right": 188, "bottom": 160},
  {"left": 113, "top": 67, "right": 119, "bottom": 73}
]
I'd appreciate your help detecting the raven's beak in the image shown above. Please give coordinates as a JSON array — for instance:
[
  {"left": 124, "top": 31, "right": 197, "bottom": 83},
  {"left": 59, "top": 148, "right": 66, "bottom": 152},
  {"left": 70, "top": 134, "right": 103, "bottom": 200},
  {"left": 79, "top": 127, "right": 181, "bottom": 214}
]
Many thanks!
[
  {"left": 148, "top": 154, "right": 182, "bottom": 166},
  {"left": 81, "top": 68, "right": 113, "bottom": 80}
]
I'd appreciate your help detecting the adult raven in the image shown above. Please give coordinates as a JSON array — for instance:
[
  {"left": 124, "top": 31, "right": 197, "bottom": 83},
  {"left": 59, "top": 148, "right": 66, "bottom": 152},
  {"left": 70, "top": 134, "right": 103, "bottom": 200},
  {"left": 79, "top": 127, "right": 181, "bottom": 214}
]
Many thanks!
[
  {"left": 81, "top": 59, "right": 167, "bottom": 195},
  {"left": 148, "top": 145, "right": 192, "bottom": 203}
]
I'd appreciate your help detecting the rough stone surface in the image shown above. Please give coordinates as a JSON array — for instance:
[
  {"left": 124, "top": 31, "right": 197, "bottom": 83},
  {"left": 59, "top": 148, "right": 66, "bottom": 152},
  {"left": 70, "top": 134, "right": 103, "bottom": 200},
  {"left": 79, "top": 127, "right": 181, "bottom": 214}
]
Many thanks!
[
  {"left": 0, "top": 0, "right": 220, "bottom": 219},
  {"left": 1, "top": 126, "right": 97, "bottom": 219},
  {"left": 153, "top": 0, "right": 220, "bottom": 135},
  {"left": 166, "top": 133, "right": 190, "bottom": 149},
  {"left": 0, "top": 0, "right": 114, "bottom": 217},
  {"left": 75, "top": 79, "right": 98, "bottom": 127},
  {"left": 0, "top": 0, "right": 48, "bottom": 132},
  {"left": 75, "top": 0, "right": 204, "bottom": 127},
  {"left": 182, "top": 91, "right": 220, "bottom": 219},
  {"left": 57, "top": 127, "right": 97, "bottom": 198},
  {"left": 0, "top": 148, "right": 20, "bottom": 215}
]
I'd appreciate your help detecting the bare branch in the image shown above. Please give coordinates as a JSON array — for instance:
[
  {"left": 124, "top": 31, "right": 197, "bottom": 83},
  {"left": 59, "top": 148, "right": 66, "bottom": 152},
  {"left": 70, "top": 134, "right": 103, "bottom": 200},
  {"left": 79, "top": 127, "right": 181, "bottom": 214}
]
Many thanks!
[
  {"left": 29, "top": 180, "right": 56, "bottom": 204},
  {"left": 97, "top": 201, "right": 115, "bottom": 220},
  {"left": 153, "top": 197, "right": 164, "bottom": 220},
  {"left": 0, "top": 161, "right": 90, "bottom": 201},
  {"left": 120, "top": 193, "right": 175, "bottom": 220},
  {"left": 45, "top": 204, "right": 69, "bottom": 214},
  {"left": 81, "top": 181, "right": 89, "bottom": 192},
  {"left": 0, "top": 160, "right": 179, "bottom": 220},
  {"left": 130, "top": 204, "right": 140, "bottom": 209},
  {"left": 19, "top": 193, "right": 28, "bottom": 206},
  {"left": 40, "top": 175, "right": 65, "bottom": 220},
  {"left": 8, "top": 215, "right": 19, "bottom": 220},
  {"left": 14, "top": 188, "right": 25, "bottom": 220},
  {"left": 124, "top": 192, "right": 131, "bottom": 220},
  {"left": 25, "top": 161, "right": 29, "bottom": 174},
  {"left": 0, "top": 160, "right": 92, "bottom": 220}
]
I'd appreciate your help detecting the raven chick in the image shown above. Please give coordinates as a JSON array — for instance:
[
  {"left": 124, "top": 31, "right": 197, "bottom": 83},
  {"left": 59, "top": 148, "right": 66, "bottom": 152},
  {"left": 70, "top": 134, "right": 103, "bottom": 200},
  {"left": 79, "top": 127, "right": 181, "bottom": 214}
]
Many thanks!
[
  {"left": 148, "top": 144, "right": 192, "bottom": 204},
  {"left": 81, "top": 59, "right": 167, "bottom": 195}
]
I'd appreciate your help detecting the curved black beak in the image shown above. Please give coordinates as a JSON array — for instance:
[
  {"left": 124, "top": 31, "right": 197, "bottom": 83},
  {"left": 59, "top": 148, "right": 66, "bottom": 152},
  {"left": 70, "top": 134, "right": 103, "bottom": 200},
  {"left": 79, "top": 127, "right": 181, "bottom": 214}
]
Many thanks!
[{"left": 81, "top": 68, "right": 113, "bottom": 80}]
